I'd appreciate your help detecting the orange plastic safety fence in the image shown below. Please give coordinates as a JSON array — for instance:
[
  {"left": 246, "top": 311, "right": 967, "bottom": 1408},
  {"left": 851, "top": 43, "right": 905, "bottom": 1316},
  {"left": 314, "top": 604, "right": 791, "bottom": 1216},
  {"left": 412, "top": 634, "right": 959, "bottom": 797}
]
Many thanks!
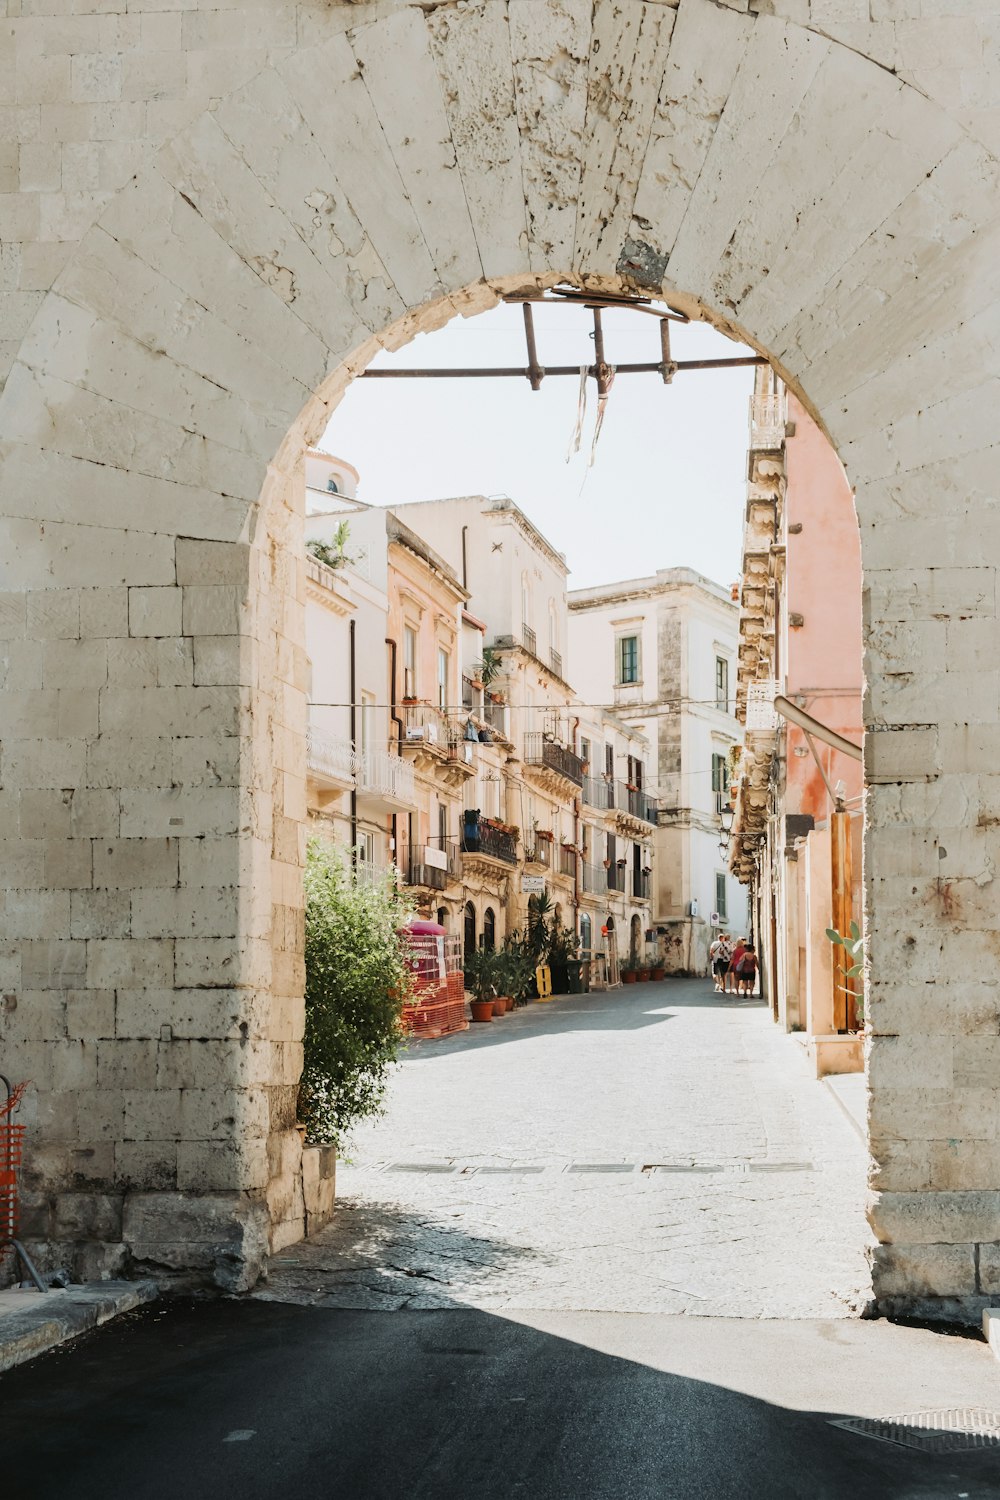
[{"left": 0, "top": 1123, "right": 25, "bottom": 1246}]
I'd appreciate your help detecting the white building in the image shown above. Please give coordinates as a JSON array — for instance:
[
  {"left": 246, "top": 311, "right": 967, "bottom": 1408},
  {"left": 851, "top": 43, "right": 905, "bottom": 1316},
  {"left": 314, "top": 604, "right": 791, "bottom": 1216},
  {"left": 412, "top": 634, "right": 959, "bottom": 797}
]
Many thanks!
[
  {"left": 304, "top": 453, "right": 415, "bottom": 878},
  {"left": 567, "top": 568, "right": 746, "bottom": 974}
]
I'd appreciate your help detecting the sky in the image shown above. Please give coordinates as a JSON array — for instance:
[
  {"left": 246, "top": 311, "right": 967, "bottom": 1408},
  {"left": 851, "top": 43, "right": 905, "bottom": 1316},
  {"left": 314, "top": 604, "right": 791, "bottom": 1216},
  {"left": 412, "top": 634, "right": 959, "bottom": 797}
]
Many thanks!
[{"left": 321, "top": 296, "right": 755, "bottom": 594}]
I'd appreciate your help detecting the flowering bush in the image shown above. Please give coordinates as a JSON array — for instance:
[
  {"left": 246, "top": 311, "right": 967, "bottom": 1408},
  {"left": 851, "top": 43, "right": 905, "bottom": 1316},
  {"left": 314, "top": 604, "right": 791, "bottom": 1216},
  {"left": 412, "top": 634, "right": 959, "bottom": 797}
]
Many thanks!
[{"left": 299, "top": 840, "right": 414, "bottom": 1145}]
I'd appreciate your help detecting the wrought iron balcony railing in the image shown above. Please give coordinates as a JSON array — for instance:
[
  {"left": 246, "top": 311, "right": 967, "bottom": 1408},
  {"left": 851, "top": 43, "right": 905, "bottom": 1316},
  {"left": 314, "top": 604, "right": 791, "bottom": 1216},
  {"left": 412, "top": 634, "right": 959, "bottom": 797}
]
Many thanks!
[
  {"left": 523, "top": 733, "right": 585, "bottom": 787},
  {"left": 558, "top": 844, "right": 577, "bottom": 878},
  {"left": 522, "top": 622, "right": 537, "bottom": 656},
  {"left": 461, "top": 820, "right": 518, "bottom": 866}
]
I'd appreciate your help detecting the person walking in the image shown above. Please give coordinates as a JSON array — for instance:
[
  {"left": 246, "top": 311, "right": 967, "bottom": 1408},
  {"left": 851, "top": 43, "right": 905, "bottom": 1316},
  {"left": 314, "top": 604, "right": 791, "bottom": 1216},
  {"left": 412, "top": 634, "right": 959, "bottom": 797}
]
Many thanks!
[
  {"left": 709, "top": 934, "right": 728, "bottom": 993},
  {"left": 727, "top": 936, "right": 746, "bottom": 996},
  {"left": 738, "top": 942, "right": 759, "bottom": 998}
]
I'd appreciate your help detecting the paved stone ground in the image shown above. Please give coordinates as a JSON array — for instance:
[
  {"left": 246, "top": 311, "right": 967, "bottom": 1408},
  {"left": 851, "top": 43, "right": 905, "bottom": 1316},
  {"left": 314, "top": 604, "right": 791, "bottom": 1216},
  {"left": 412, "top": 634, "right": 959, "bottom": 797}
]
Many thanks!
[{"left": 263, "top": 980, "right": 875, "bottom": 1318}]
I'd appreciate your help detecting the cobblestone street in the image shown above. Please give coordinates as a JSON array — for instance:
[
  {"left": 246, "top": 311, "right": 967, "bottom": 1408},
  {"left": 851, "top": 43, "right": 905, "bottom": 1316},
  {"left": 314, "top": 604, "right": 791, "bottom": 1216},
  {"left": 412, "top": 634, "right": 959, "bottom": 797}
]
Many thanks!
[{"left": 265, "top": 979, "right": 874, "bottom": 1318}]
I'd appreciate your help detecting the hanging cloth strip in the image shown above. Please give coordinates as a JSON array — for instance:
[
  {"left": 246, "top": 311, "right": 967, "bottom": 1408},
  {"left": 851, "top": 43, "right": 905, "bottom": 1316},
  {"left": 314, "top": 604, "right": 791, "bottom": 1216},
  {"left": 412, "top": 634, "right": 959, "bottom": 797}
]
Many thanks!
[
  {"left": 588, "top": 366, "right": 616, "bottom": 466},
  {"left": 566, "top": 364, "right": 589, "bottom": 462}
]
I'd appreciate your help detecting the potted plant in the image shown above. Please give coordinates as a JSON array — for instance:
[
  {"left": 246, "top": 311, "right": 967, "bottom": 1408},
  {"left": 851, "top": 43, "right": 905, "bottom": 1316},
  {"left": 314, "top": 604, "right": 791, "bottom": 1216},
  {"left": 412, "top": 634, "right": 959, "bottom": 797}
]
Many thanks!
[
  {"left": 621, "top": 961, "right": 637, "bottom": 984},
  {"left": 637, "top": 962, "right": 651, "bottom": 981},
  {"left": 464, "top": 947, "right": 498, "bottom": 1022}
]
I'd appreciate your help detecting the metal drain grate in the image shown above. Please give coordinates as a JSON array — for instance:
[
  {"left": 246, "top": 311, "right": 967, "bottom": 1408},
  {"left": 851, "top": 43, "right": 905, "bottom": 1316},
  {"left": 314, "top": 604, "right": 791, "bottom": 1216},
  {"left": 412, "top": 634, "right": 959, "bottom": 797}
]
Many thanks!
[
  {"left": 830, "top": 1409, "right": 1000, "bottom": 1453},
  {"left": 387, "top": 1163, "right": 455, "bottom": 1173},
  {"left": 748, "top": 1162, "right": 813, "bottom": 1173},
  {"left": 567, "top": 1163, "right": 635, "bottom": 1174}
]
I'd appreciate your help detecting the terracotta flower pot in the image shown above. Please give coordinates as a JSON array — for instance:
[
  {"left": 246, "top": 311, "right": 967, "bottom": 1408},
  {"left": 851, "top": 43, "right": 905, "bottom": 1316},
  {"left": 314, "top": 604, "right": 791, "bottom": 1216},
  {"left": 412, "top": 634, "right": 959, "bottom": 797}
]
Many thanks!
[
  {"left": 651, "top": 967, "right": 665, "bottom": 980},
  {"left": 638, "top": 968, "right": 651, "bottom": 981},
  {"left": 492, "top": 997, "right": 506, "bottom": 1017},
  {"left": 623, "top": 971, "right": 637, "bottom": 984},
  {"left": 498, "top": 995, "right": 513, "bottom": 1013},
  {"left": 470, "top": 1000, "right": 494, "bottom": 1023}
]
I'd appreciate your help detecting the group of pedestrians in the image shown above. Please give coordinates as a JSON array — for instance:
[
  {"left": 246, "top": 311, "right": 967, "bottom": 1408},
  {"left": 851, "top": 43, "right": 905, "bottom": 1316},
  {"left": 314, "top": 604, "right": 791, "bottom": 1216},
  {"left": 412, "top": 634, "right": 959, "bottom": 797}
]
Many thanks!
[{"left": 709, "top": 933, "right": 758, "bottom": 998}]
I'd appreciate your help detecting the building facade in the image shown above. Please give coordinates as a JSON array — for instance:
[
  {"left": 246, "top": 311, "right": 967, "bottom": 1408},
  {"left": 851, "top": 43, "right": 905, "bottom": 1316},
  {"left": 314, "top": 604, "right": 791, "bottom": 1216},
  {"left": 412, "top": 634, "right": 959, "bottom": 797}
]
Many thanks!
[
  {"left": 568, "top": 569, "right": 745, "bottom": 975},
  {"left": 729, "top": 375, "right": 864, "bottom": 1074}
]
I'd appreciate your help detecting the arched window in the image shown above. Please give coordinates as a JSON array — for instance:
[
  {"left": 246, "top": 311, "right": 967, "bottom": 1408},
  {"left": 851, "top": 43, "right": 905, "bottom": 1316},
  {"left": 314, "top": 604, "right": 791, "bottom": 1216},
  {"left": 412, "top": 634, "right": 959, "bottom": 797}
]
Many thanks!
[
  {"left": 436, "top": 907, "right": 447, "bottom": 930},
  {"left": 579, "top": 913, "right": 592, "bottom": 957},
  {"left": 483, "top": 907, "right": 496, "bottom": 952},
  {"left": 464, "top": 902, "right": 477, "bottom": 961}
]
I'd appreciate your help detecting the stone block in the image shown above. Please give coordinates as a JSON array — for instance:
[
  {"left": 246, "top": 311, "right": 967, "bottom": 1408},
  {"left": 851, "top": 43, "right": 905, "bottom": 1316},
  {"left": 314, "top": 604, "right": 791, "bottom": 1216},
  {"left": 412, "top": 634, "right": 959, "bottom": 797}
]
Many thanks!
[
  {"left": 113, "top": 1142, "right": 178, "bottom": 1192},
  {"left": 181, "top": 585, "right": 245, "bottom": 637},
  {"left": 871, "top": 1242, "right": 977, "bottom": 1299},
  {"left": 178, "top": 1088, "right": 269, "bottom": 1142},
  {"left": 130, "top": 886, "right": 238, "bottom": 940},
  {"left": 175, "top": 1138, "right": 270, "bottom": 1193},
  {"left": 864, "top": 726, "right": 939, "bottom": 784},
  {"left": 87, "top": 939, "right": 172, "bottom": 989},
  {"left": 119, "top": 787, "right": 239, "bottom": 840},
  {"left": 79, "top": 587, "right": 128, "bottom": 639},
  {"left": 127, "top": 586, "right": 182, "bottom": 639},
  {"left": 97, "top": 1040, "right": 157, "bottom": 1091},
  {"left": 122, "top": 1088, "right": 181, "bottom": 1142},
  {"left": 26, "top": 590, "right": 80, "bottom": 640},
  {"left": 93, "top": 838, "right": 178, "bottom": 889},
  {"left": 53, "top": 1191, "right": 122, "bottom": 1241},
  {"left": 175, "top": 539, "right": 251, "bottom": 587},
  {"left": 64, "top": 987, "right": 115, "bottom": 1039},
  {"left": 21, "top": 939, "right": 86, "bottom": 989},
  {"left": 15, "top": 789, "right": 73, "bottom": 841},
  {"left": 872, "top": 1189, "right": 1000, "bottom": 1246},
  {"left": 70, "top": 889, "right": 130, "bottom": 939},
  {"left": 87, "top": 737, "right": 172, "bottom": 789},
  {"left": 123, "top": 1190, "right": 269, "bottom": 1291}
]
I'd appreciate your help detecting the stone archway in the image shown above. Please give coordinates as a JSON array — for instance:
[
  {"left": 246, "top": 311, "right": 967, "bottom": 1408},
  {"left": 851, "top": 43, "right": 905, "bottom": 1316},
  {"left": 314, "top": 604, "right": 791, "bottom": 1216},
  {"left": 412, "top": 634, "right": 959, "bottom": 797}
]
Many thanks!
[{"left": 2, "top": 0, "right": 998, "bottom": 1312}]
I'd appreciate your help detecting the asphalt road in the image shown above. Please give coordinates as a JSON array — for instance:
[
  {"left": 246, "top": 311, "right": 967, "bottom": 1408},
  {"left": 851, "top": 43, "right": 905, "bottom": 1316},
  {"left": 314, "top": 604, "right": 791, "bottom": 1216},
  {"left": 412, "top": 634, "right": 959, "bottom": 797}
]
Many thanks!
[{"left": 3, "top": 1299, "right": 999, "bottom": 1500}]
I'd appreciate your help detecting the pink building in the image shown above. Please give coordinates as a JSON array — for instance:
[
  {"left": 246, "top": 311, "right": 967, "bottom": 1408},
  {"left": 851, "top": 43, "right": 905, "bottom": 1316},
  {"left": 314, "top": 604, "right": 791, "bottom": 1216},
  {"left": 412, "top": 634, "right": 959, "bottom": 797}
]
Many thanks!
[{"left": 731, "top": 375, "right": 864, "bottom": 1075}]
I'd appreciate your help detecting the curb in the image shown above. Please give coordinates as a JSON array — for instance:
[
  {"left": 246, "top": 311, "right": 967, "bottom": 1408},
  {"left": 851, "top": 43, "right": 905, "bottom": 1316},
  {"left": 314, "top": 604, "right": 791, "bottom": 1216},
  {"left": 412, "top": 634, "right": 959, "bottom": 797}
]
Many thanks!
[{"left": 0, "top": 1279, "right": 159, "bottom": 1374}]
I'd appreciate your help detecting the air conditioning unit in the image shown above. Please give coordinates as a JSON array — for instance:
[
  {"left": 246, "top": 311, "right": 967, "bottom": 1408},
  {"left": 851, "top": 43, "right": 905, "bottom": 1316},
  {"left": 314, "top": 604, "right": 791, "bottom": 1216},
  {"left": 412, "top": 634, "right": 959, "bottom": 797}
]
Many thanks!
[{"left": 405, "top": 726, "right": 425, "bottom": 742}]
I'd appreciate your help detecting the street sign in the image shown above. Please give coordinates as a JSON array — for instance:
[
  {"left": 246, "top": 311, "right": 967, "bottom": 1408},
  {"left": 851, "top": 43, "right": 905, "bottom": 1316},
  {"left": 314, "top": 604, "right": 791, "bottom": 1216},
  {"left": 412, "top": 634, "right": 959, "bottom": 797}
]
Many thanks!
[{"left": 521, "top": 875, "right": 545, "bottom": 894}]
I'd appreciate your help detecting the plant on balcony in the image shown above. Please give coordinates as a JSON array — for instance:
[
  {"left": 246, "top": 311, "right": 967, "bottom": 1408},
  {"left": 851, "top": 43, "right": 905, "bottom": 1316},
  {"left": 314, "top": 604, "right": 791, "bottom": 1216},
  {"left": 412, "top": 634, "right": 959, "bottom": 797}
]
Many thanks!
[
  {"left": 306, "top": 520, "right": 352, "bottom": 571},
  {"left": 299, "top": 839, "right": 414, "bottom": 1147},
  {"left": 534, "top": 827, "right": 554, "bottom": 842}
]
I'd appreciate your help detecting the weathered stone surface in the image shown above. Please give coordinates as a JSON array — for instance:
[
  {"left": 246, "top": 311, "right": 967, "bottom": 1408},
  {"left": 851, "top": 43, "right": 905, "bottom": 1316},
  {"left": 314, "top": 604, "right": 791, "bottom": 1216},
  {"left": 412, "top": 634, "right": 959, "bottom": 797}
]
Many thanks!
[{"left": 0, "top": 0, "right": 997, "bottom": 1311}]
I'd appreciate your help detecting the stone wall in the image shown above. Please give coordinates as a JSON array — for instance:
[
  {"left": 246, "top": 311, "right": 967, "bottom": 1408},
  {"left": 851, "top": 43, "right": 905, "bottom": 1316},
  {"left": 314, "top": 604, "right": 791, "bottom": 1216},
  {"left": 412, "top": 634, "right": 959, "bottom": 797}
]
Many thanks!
[{"left": 1, "top": 0, "right": 999, "bottom": 1312}]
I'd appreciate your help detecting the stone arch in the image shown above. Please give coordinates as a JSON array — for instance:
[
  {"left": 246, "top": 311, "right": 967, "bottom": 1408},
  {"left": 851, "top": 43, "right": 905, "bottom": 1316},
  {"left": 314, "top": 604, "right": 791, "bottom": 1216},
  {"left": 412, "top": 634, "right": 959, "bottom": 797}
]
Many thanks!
[{"left": 1, "top": 1, "right": 998, "bottom": 1309}]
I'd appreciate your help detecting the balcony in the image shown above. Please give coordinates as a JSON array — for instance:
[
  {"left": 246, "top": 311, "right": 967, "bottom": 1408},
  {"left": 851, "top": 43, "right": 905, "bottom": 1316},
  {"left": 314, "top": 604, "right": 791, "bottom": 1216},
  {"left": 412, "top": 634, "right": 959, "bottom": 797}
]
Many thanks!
[
  {"left": 633, "top": 870, "right": 651, "bottom": 901},
  {"left": 558, "top": 844, "right": 577, "bottom": 879},
  {"left": 525, "top": 836, "right": 552, "bottom": 869},
  {"left": 483, "top": 698, "right": 510, "bottom": 741},
  {"left": 407, "top": 848, "right": 449, "bottom": 891},
  {"left": 581, "top": 861, "right": 606, "bottom": 896},
  {"left": 461, "top": 816, "right": 518, "bottom": 868},
  {"left": 749, "top": 392, "right": 786, "bottom": 451},
  {"left": 619, "top": 783, "right": 659, "bottom": 826},
  {"left": 522, "top": 622, "right": 537, "bottom": 656},
  {"left": 550, "top": 647, "right": 562, "bottom": 677},
  {"left": 607, "top": 863, "right": 627, "bottom": 893},
  {"left": 307, "top": 726, "right": 355, "bottom": 788},
  {"left": 523, "top": 733, "right": 585, "bottom": 789},
  {"left": 582, "top": 774, "right": 611, "bottom": 812},
  {"left": 355, "top": 857, "right": 391, "bottom": 889},
  {"left": 357, "top": 746, "right": 416, "bottom": 808}
]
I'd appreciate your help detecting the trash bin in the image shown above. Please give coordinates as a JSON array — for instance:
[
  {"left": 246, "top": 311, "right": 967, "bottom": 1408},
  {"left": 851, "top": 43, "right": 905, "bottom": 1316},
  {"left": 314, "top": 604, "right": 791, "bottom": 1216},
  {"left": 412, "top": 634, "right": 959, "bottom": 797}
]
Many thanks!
[{"left": 567, "top": 958, "right": 583, "bottom": 994}]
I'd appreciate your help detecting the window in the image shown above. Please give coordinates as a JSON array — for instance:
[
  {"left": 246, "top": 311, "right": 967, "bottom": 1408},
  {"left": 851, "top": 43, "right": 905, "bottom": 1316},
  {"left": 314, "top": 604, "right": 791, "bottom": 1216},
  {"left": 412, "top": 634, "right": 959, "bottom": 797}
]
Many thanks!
[
  {"left": 436, "top": 801, "right": 447, "bottom": 849},
  {"left": 464, "top": 901, "right": 477, "bottom": 960},
  {"left": 579, "top": 913, "right": 592, "bottom": 958},
  {"left": 617, "top": 634, "right": 639, "bottom": 685},
  {"left": 715, "top": 656, "right": 729, "bottom": 712},
  {"left": 326, "top": 477, "right": 339, "bottom": 494},
  {"left": 403, "top": 626, "right": 417, "bottom": 698},
  {"left": 580, "top": 736, "right": 591, "bottom": 770},
  {"left": 483, "top": 907, "right": 496, "bottom": 952},
  {"left": 712, "top": 752, "right": 729, "bottom": 813},
  {"left": 715, "top": 872, "right": 728, "bottom": 921},
  {"left": 437, "top": 646, "right": 449, "bottom": 709}
]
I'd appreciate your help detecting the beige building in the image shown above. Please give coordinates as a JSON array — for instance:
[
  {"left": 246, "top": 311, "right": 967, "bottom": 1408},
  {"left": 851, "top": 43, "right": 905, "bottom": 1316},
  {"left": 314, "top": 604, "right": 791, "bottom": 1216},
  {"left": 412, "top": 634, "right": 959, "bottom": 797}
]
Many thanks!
[
  {"left": 568, "top": 570, "right": 745, "bottom": 975},
  {"left": 730, "top": 376, "right": 865, "bottom": 1077}
]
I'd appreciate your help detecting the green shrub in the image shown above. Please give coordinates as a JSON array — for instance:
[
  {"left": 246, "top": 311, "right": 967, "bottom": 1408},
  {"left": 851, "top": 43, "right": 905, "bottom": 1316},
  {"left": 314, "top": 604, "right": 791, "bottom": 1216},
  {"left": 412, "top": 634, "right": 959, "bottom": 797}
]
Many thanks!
[{"left": 299, "top": 840, "right": 414, "bottom": 1145}]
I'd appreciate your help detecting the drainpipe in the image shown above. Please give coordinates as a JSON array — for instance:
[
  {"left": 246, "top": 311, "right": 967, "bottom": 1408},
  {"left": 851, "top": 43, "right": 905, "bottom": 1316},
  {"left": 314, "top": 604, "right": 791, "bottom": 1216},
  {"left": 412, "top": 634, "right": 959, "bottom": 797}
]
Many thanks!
[
  {"left": 350, "top": 619, "right": 358, "bottom": 864},
  {"left": 386, "top": 636, "right": 403, "bottom": 875},
  {"left": 573, "top": 796, "right": 581, "bottom": 937},
  {"left": 461, "top": 525, "right": 468, "bottom": 591}
]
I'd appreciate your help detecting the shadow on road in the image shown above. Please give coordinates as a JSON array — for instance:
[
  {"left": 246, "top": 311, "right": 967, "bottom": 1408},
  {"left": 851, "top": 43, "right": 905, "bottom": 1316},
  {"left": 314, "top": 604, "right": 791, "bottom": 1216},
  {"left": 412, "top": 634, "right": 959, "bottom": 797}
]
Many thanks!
[{"left": 2, "top": 1295, "right": 997, "bottom": 1500}]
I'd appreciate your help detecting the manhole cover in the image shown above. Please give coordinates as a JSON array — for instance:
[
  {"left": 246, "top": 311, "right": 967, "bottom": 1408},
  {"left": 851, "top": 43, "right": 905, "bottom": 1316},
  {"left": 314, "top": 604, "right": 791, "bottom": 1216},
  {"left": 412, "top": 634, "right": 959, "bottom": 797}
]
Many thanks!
[{"left": 830, "top": 1409, "right": 1000, "bottom": 1453}]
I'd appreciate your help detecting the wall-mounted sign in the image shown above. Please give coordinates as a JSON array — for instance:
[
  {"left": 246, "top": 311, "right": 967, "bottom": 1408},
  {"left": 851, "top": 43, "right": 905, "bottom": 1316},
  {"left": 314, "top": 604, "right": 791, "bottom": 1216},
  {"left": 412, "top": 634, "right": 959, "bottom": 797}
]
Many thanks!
[{"left": 521, "top": 875, "right": 546, "bottom": 894}]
